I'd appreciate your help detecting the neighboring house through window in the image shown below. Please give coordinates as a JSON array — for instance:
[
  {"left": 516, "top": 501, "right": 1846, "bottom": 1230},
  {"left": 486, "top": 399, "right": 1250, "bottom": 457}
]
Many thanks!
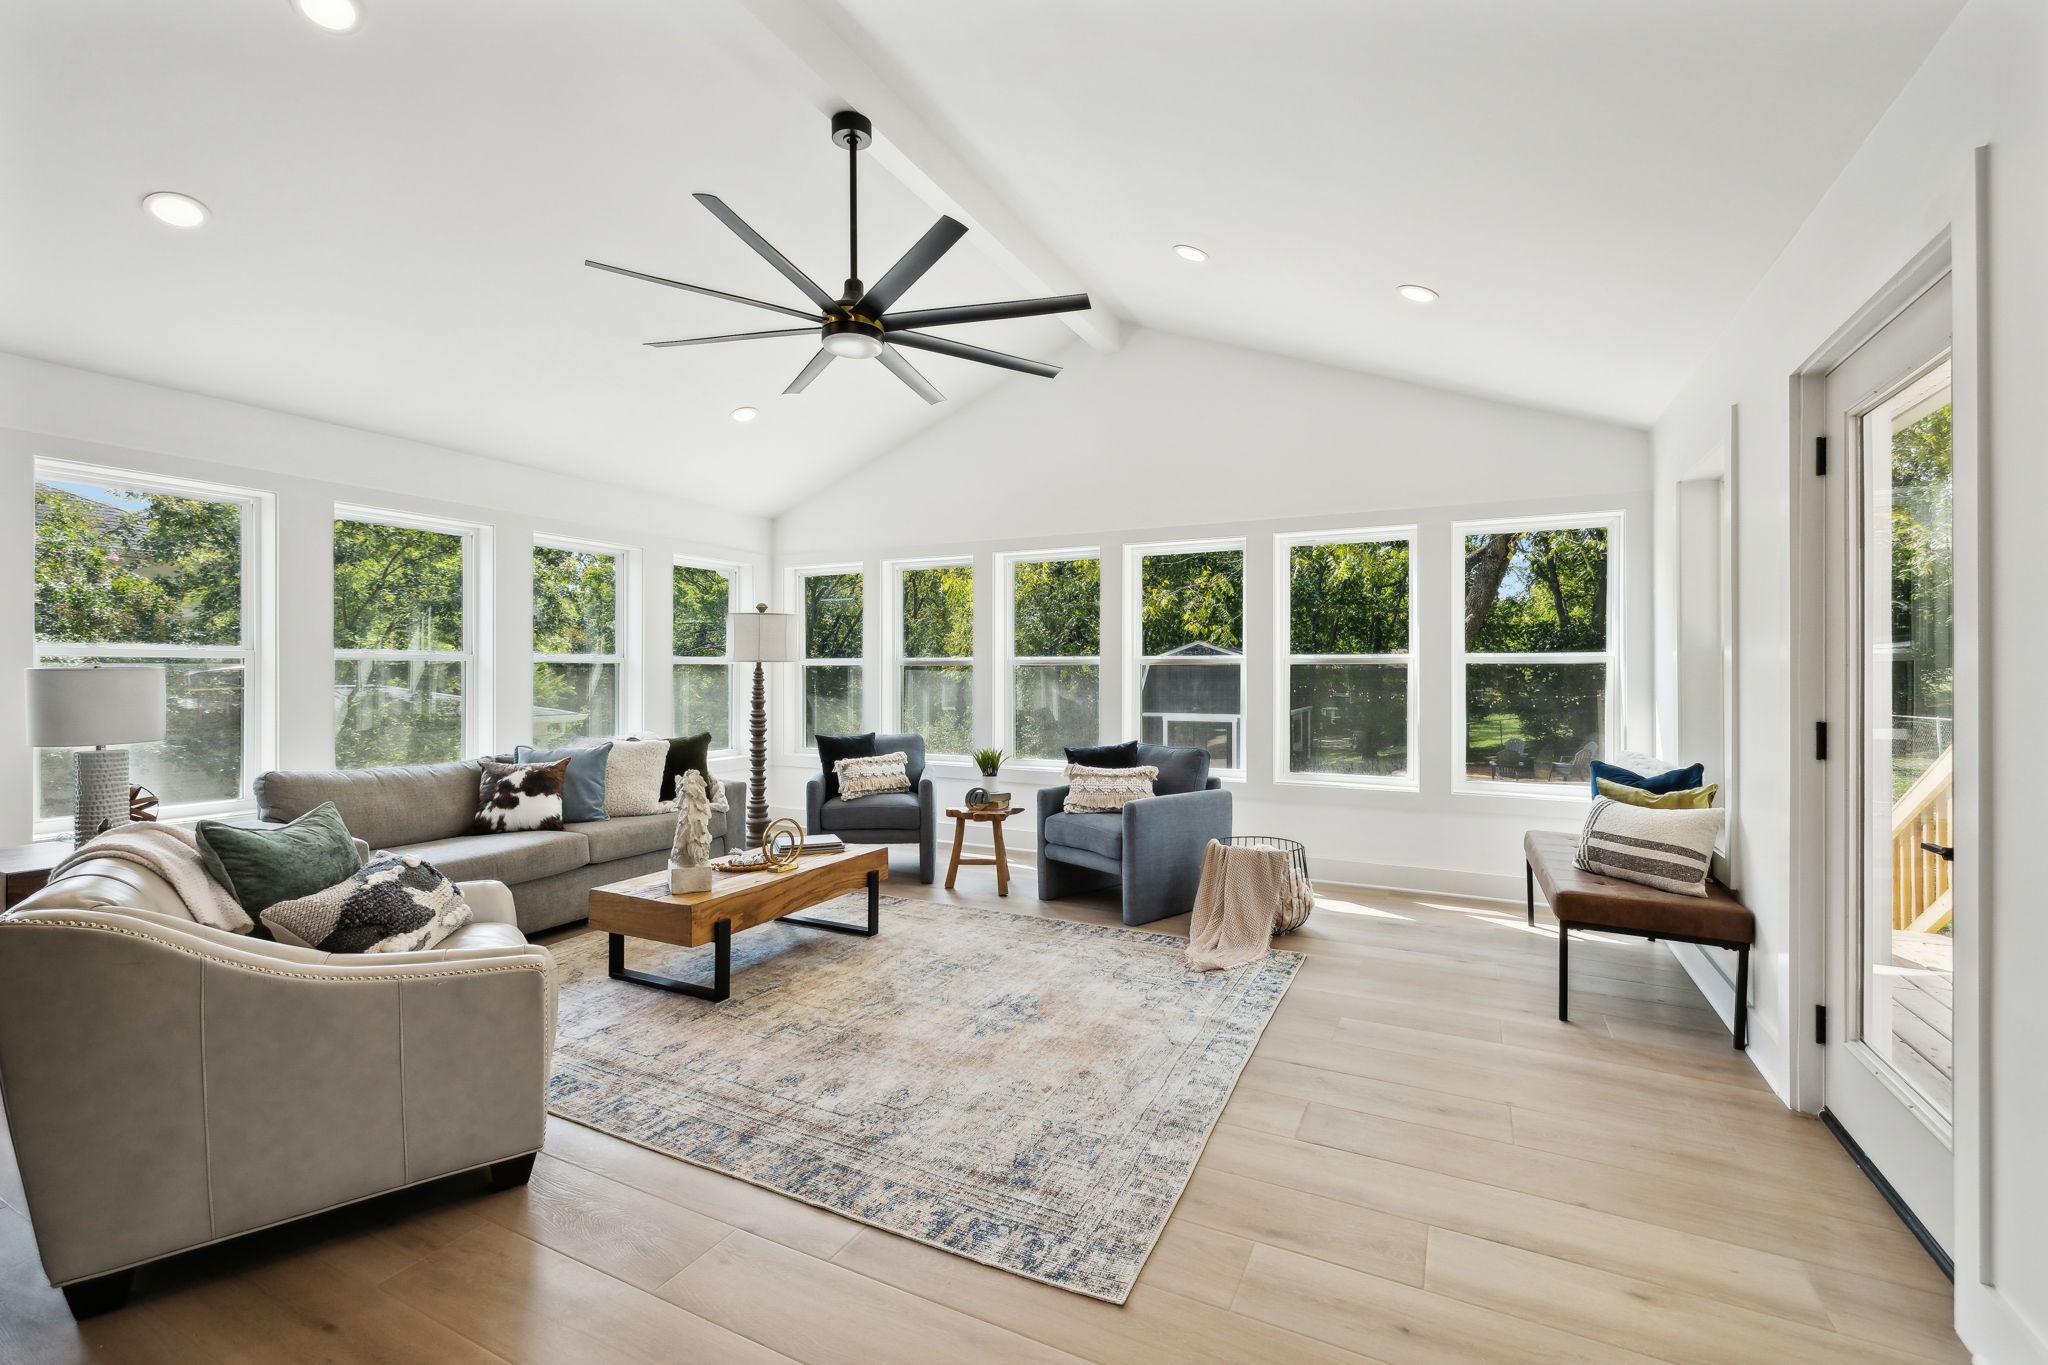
[{"left": 1133, "top": 541, "right": 1245, "bottom": 770}]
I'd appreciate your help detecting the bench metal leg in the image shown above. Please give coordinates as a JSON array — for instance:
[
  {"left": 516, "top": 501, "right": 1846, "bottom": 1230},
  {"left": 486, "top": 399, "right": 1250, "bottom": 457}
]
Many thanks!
[
  {"left": 1526, "top": 862, "right": 1535, "bottom": 925},
  {"left": 783, "top": 870, "right": 881, "bottom": 936},
  {"left": 1734, "top": 941, "right": 1750, "bottom": 1050},
  {"left": 609, "top": 920, "right": 732, "bottom": 1002},
  {"left": 1557, "top": 921, "right": 1570, "bottom": 1021}
]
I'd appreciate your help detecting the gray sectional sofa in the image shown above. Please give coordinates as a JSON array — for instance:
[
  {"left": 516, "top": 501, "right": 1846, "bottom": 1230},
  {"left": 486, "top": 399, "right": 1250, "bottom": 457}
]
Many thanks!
[{"left": 255, "top": 759, "right": 745, "bottom": 934}]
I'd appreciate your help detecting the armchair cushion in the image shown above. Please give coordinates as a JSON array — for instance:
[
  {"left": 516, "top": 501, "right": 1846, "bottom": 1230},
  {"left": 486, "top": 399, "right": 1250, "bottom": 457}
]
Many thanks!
[
  {"left": 1042, "top": 812, "right": 1122, "bottom": 862},
  {"left": 817, "top": 791, "right": 921, "bottom": 831},
  {"left": 817, "top": 732, "right": 876, "bottom": 801},
  {"left": 1136, "top": 743, "right": 1212, "bottom": 796}
]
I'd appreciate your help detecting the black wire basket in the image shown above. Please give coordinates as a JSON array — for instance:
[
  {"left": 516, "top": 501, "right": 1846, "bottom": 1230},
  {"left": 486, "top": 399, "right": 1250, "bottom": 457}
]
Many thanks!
[
  {"left": 1225, "top": 835, "right": 1309, "bottom": 883},
  {"left": 1224, "top": 836, "right": 1313, "bottom": 937}
]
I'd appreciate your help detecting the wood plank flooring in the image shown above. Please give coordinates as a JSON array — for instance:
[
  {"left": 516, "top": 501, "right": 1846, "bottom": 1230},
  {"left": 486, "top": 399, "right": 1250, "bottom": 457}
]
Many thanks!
[{"left": 0, "top": 860, "right": 1965, "bottom": 1363}]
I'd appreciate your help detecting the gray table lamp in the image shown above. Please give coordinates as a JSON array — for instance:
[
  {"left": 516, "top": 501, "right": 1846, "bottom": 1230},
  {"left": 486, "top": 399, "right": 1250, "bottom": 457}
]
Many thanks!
[
  {"left": 26, "top": 664, "right": 167, "bottom": 846},
  {"left": 726, "top": 604, "right": 799, "bottom": 850}
]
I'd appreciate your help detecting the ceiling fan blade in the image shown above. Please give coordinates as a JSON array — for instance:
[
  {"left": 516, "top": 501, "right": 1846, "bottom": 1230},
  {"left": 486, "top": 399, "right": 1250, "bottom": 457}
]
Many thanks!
[
  {"left": 583, "top": 260, "right": 822, "bottom": 323},
  {"left": 785, "top": 348, "right": 837, "bottom": 394},
  {"left": 881, "top": 294, "right": 1091, "bottom": 330},
  {"left": 855, "top": 216, "right": 968, "bottom": 316},
  {"left": 693, "top": 194, "right": 838, "bottom": 313},
  {"left": 884, "top": 329, "right": 1061, "bottom": 379},
  {"left": 643, "top": 327, "right": 816, "bottom": 348},
  {"left": 877, "top": 345, "right": 945, "bottom": 405}
]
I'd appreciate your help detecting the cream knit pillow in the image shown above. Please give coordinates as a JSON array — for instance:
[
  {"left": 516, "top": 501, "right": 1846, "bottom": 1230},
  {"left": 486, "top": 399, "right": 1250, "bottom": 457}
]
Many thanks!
[
  {"left": 1063, "top": 764, "right": 1158, "bottom": 813},
  {"left": 602, "top": 738, "right": 671, "bottom": 817},
  {"left": 836, "top": 751, "right": 911, "bottom": 801}
]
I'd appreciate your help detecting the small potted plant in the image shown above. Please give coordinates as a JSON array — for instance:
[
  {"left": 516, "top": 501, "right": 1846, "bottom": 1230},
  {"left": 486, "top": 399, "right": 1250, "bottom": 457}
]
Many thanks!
[{"left": 970, "top": 748, "right": 1009, "bottom": 811}]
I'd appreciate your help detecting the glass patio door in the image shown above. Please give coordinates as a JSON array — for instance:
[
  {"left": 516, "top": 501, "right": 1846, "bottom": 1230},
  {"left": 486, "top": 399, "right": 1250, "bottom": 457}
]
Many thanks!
[{"left": 1822, "top": 273, "right": 1956, "bottom": 1255}]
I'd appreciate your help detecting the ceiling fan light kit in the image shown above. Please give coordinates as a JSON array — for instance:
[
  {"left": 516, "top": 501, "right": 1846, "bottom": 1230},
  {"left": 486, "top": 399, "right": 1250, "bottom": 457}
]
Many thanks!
[{"left": 587, "top": 109, "right": 1090, "bottom": 406}]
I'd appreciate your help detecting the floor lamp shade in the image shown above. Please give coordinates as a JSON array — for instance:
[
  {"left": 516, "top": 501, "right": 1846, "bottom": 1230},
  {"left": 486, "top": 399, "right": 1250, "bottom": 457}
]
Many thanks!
[
  {"left": 25, "top": 664, "right": 168, "bottom": 846},
  {"left": 727, "top": 607, "right": 798, "bottom": 849}
]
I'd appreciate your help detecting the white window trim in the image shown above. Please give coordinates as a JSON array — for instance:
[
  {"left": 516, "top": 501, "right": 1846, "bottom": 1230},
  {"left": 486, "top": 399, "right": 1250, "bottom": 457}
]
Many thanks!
[
  {"left": 32, "top": 459, "right": 274, "bottom": 834},
  {"left": 1450, "top": 511, "right": 1623, "bottom": 799},
  {"left": 997, "top": 547, "right": 1103, "bottom": 770},
  {"left": 333, "top": 504, "right": 487, "bottom": 763},
  {"left": 533, "top": 534, "right": 635, "bottom": 739},
  {"left": 671, "top": 555, "right": 743, "bottom": 758},
  {"left": 790, "top": 563, "right": 866, "bottom": 756},
  {"left": 1125, "top": 537, "right": 1248, "bottom": 778},
  {"left": 1273, "top": 526, "right": 1419, "bottom": 791},
  {"left": 887, "top": 556, "right": 976, "bottom": 759}
]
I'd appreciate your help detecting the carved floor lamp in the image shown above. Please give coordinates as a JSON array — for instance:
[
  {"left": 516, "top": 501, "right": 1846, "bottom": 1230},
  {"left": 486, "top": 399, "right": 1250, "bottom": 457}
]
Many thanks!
[{"left": 726, "top": 603, "right": 799, "bottom": 850}]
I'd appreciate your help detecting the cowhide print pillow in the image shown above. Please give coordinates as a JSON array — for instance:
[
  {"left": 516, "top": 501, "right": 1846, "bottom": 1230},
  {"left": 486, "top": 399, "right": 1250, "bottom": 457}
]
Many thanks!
[
  {"left": 835, "top": 751, "right": 911, "bottom": 801},
  {"left": 473, "top": 757, "right": 570, "bottom": 833},
  {"left": 1063, "top": 764, "right": 1159, "bottom": 813},
  {"left": 259, "top": 851, "right": 473, "bottom": 954}
]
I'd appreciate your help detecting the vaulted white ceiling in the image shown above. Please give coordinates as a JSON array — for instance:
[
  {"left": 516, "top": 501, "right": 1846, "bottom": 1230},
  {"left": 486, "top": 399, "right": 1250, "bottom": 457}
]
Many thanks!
[{"left": 0, "top": 0, "right": 1966, "bottom": 514}]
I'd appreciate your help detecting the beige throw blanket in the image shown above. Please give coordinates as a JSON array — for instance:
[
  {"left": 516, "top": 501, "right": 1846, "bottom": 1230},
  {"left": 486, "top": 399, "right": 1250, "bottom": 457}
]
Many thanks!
[
  {"left": 1186, "top": 839, "right": 1312, "bottom": 971},
  {"left": 51, "top": 823, "right": 253, "bottom": 934}
]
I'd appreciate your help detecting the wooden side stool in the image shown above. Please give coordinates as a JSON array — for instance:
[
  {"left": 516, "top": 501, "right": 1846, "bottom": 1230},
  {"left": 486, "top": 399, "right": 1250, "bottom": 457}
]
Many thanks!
[{"left": 944, "top": 806, "right": 1022, "bottom": 896}]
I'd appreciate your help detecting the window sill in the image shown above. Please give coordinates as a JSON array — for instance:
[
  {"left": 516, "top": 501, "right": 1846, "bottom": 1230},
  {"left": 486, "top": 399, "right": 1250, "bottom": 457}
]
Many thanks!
[
  {"left": 1452, "top": 782, "right": 1593, "bottom": 803},
  {"left": 1272, "top": 775, "right": 1420, "bottom": 795}
]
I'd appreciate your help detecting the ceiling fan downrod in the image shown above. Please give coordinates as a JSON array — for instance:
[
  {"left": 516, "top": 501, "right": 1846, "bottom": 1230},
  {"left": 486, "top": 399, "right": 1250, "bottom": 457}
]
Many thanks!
[{"left": 831, "top": 109, "right": 872, "bottom": 301}]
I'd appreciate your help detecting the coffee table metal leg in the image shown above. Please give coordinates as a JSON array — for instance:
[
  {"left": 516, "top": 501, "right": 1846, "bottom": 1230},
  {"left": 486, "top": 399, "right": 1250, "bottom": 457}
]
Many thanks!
[
  {"left": 781, "top": 869, "right": 882, "bottom": 938},
  {"left": 608, "top": 920, "right": 732, "bottom": 1002}
]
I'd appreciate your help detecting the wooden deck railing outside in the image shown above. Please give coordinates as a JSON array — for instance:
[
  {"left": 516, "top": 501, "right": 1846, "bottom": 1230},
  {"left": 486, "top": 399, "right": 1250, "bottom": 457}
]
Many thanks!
[{"left": 1891, "top": 745, "right": 1953, "bottom": 933}]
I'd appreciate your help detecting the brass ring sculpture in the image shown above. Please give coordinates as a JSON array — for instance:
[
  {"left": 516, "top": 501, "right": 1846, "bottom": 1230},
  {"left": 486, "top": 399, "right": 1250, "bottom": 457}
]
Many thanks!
[{"left": 761, "top": 817, "right": 805, "bottom": 873}]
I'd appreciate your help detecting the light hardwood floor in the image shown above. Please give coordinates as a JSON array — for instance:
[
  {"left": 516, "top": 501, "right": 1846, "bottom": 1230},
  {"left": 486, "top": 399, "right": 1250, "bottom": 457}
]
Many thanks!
[{"left": 0, "top": 857, "right": 1967, "bottom": 1364}]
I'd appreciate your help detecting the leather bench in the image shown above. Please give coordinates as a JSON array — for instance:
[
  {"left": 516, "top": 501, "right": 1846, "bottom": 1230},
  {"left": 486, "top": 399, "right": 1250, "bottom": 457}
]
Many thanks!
[{"left": 1523, "top": 830, "right": 1754, "bottom": 1049}]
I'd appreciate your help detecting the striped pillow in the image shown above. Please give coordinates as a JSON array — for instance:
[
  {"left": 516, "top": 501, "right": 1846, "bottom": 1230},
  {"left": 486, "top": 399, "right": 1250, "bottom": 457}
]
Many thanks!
[
  {"left": 836, "top": 751, "right": 911, "bottom": 801},
  {"left": 1063, "top": 764, "right": 1158, "bottom": 813},
  {"left": 1575, "top": 799, "right": 1724, "bottom": 897}
]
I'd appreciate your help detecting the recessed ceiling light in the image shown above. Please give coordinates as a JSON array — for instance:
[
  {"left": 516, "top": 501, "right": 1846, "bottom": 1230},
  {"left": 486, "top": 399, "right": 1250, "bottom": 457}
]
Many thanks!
[
  {"left": 292, "top": 0, "right": 363, "bottom": 32},
  {"left": 1172, "top": 244, "right": 1208, "bottom": 263},
  {"left": 731, "top": 406, "right": 758, "bottom": 423},
  {"left": 141, "top": 192, "right": 209, "bottom": 228},
  {"left": 1397, "top": 283, "right": 1440, "bottom": 304}
]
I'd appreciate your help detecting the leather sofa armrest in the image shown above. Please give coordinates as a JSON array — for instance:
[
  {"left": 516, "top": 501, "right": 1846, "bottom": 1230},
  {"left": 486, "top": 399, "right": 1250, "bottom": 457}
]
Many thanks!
[{"left": 457, "top": 880, "right": 517, "bottom": 926}]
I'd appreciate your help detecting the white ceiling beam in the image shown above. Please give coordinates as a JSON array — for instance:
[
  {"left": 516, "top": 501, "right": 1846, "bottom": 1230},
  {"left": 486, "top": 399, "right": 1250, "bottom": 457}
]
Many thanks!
[{"left": 707, "top": 0, "right": 1124, "bottom": 353}]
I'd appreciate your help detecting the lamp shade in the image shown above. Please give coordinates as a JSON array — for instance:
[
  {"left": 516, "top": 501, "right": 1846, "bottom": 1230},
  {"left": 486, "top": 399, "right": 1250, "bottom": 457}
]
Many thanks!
[
  {"left": 25, "top": 664, "right": 167, "bottom": 748},
  {"left": 727, "top": 608, "right": 800, "bottom": 664}
]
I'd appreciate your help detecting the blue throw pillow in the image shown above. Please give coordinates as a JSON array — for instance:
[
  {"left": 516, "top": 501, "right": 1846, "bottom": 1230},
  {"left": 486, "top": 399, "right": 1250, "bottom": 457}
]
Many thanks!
[
  {"left": 1589, "top": 759, "right": 1704, "bottom": 797},
  {"left": 514, "top": 742, "right": 612, "bottom": 823}
]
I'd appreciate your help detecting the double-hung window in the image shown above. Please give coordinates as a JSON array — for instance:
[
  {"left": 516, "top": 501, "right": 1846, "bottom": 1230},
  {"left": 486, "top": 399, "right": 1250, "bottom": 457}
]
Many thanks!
[
  {"left": 672, "top": 560, "right": 738, "bottom": 750},
  {"left": 1457, "top": 518, "right": 1617, "bottom": 788},
  {"left": 1282, "top": 531, "right": 1413, "bottom": 782},
  {"left": 897, "top": 561, "right": 974, "bottom": 756},
  {"left": 532, "top": 539, "right": 624, "bottom": 745},
  {"left": 333, "top": 509, "right": 477, "bottom": 768},
  {"left": 1133, "top": 541, "right": 1245, "bottom": 770},
  {"left": 798, "top": 569, "right": 863, "bottom": 744},
  {"left": 31, "top": 463, "right": 265, "bottom": 824},
  {"left": 1007, "top": 552, "right": 1101, "bottom": 761}
]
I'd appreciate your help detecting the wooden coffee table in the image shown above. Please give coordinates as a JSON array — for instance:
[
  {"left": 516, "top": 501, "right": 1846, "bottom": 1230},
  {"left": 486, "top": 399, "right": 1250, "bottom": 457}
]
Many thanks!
[{"left": 587, "top": 845, "right": 888, "bottom": 1003}]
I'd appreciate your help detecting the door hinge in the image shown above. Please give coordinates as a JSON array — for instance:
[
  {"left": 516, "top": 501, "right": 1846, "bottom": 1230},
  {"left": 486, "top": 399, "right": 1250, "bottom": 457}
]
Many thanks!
[
  {"left": 1815, "top": 721, "right": 1828, "bottom": 761},
  {"left": 1816, "top": 435, "right": 1828, "bottom": 476},
  {"left": 1816, "top": 1004, "right": 1828, "bottom": 1046}
]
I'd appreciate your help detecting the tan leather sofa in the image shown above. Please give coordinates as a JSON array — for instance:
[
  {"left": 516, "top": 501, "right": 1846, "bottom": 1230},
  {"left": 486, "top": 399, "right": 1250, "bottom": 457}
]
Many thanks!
[{"left": 0, "top": 848, "right": 555, "bottom": 1318}]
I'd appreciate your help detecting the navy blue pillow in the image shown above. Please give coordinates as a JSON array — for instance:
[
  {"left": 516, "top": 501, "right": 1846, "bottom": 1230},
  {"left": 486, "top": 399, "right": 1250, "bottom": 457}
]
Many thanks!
[
  {"left": 817, "top": 732, "right": 876, "bottom": 802},
  {"left": 515, "top": 742, "right": 612, "bottom": 823},
  {"left": 1589, "top": 759, "right": 1704, "bottom": 797},
  {"left": 1066, "top": 741, "right": 1140, "bottom": 769}
]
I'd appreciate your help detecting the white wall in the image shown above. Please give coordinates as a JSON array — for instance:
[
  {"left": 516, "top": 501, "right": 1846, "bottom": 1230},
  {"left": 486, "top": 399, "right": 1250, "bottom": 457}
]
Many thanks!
[
  {"left": 770, "top": 327, "right": 1651, "bottom": 899},
  {"left": 0, "top": 350, "right": 772, "bottom": 845},
  {"left": 1648, "top": 1, "right": 2046, "bottom": 1357}
]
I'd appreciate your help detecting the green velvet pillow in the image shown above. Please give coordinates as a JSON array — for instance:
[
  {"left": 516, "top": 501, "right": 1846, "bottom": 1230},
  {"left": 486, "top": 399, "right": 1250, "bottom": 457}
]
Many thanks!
[{"left": 196, "top": 802, "right": 364, "bottom": 915}]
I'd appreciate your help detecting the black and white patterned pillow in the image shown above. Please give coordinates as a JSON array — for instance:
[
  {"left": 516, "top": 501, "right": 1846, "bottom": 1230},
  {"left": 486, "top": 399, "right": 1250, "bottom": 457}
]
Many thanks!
[
  {"left": 260, "top": 852, "right": 473, "bottom": 953},
  {"left": 473, "top": 757, "right": 569, "bottom": 832}
]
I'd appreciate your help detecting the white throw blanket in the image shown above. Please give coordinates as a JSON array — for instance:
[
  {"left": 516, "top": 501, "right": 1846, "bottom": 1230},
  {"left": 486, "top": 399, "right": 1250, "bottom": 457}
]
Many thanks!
[
  {"left": 1186, "top": 839, "right": 1311, "bottom": 972},
  {"left": 50, "top": 823, "right": 253, "bottom": 934}
]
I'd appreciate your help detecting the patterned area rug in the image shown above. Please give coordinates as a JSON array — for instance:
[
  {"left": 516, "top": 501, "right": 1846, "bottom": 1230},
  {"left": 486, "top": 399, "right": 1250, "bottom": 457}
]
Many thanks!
[{"left": 547, "top": 894, "right": 1301, "bottom": 1302}]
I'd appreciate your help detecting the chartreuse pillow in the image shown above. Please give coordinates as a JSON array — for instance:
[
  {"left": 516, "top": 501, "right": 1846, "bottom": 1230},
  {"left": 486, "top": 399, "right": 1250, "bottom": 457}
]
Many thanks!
[
  {"left": 195, "top": 801, "right": 364, "bottom": 915},
  {"left": 1596, "top": 777, "right": 1719, "bottom": 811}
]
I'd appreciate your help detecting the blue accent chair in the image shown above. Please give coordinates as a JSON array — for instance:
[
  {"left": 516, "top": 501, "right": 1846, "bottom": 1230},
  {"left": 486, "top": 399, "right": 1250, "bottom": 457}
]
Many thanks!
[
  {"left": 805, "top": 732, "right": 938, "bottom": 884},
  {"left": 1036, "top": 743, "right": 1232, "bottom": 925}
]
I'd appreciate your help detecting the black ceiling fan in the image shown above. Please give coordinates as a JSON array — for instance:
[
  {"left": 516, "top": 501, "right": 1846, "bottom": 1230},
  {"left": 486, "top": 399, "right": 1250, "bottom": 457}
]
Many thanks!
[{"left": 585, "top": 109, "right": 1090, "bottom": 406}]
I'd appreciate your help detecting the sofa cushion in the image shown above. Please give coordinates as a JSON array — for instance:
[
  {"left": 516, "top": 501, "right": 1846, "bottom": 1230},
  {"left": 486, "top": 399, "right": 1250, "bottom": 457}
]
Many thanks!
[
  {"left": 259, "top": 851, "right": 473, "bottom": 954},
  {"left": 396, "top": 830, "right": 588, "bottom": 885},
  {"left": 643, "top": 731, "right": 712, "bottom": 804},
  {"left": 196, "top": 802, "right": 364, "bottom": 916},
  {"left": 1137, "top": 743, "right": 1211, "bottom": 795},
  {"left": 1041, "top": 811, "right": 1123, "bottom": 862},
  {"left": 817, "top": 792, "right": 919, "bottom": 831},
  {"left": 514, "top": 743, "right": 611, "bottom": 822},
  {"left": 257, "top": 760, "right": 484, "bottom": 851},
  {"left": 568, "top": 812, "right": 678, "bottom": 863}
]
